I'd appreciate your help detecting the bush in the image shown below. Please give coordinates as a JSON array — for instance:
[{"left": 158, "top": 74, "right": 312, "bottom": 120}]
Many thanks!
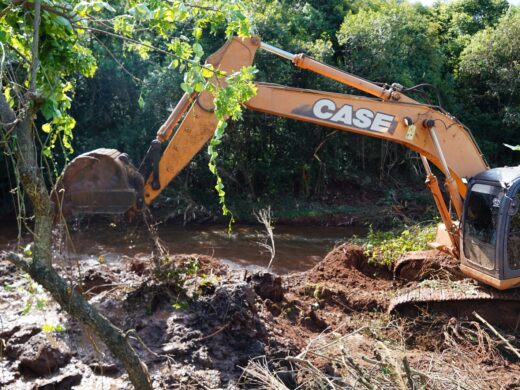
[{"left": 360, "top": 224, "right": 437, "bottom": 267}]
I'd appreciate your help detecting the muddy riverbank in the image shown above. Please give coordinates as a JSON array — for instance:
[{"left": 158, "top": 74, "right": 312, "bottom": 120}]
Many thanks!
[{"left": 1, "top": 244, "right": 519, "bottom": 389}]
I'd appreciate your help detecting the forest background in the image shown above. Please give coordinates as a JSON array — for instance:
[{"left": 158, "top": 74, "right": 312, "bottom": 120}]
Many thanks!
[{"left": 1, "top": 0, "right": 519, "bottom": 224}]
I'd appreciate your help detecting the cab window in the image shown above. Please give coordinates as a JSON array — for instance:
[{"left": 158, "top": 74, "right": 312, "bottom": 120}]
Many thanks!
[
  {"left": 507, "top": 192, "right": 520, "bottom": 270},
  {"left": 463, "top": 184, "right": 502, "bottom": 270}
]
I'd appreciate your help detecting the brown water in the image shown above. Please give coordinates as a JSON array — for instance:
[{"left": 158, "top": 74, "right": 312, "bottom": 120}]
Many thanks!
[{"left": 0, "top": 223, "right": 365, "bottom": 274}]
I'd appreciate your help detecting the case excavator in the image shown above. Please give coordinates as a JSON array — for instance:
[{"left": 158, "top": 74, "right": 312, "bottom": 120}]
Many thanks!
[{"left": 55, "top": 37, "right": 520, "bottom": 314}]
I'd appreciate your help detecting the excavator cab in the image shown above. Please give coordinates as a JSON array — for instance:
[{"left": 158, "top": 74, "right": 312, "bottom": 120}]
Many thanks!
[{"left": 460, "top": 166, "right": 520, "bottom": 289}]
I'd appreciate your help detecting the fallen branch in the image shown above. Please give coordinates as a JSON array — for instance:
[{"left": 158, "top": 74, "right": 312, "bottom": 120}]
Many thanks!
[{"left": 473, "top": 311, "right": 520, "bottom": 359}]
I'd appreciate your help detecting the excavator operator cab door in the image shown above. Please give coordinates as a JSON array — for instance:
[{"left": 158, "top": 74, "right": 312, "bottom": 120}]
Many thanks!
[{"left": 460, "top": 167, "right": 520, "bottom": 290}]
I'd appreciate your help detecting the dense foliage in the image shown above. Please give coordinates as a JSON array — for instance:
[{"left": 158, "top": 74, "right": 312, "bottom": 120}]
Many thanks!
[
  {"left": 0, "top": 0, "right": 256, "bottom": 221},
  {"left": 1, "top": 0, "right": 519, "bottom": 220},
  {"left": 360, "top": 224, "right": 437, "bottom": 267}
]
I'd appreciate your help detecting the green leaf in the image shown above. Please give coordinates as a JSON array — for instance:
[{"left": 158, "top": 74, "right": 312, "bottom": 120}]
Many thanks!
[
  {"left": 3, "top": 87, "right": 13, "bottom": 108},
  {"left": 42, "top": 323, "right": 65, "bottom": 333},
  {"left": 21, "top": 303, "right": 33, "bottom": 315},
  {"left": 201, "top": 65, "right": 214, "bottom": 78},
  {"left": 194, "top": 82, "right": 204, "bottom": 92},
  {"left": 42, "top": 147, "right": 52, "bottom": 158},
  {"left": 193, "top": 27, "right": 202, "bottom": 40},
  {"left": 172, "top": 301, "right": 188, "bottom": 310},
  {"left": 193, "top": 43, "right": 204, "bottom": 58},
  {"left": 99, "top": 2, "right": 116, "bottom": 12},
  {"left": 54, "top": 16, "right": 72, "bottom": 28},
  {"left": 23, "top": 243, "right": 33, "bottom": 256},
  {"left": 131, "top": 3, "right": 150, "bottom": 17},
  {"left": 35, "top": 297, "right": 47, "bottom": 310},
  {"left": 42, "top": 123, "right": 52, "bottom": 133},
  {"left": 180, "top": 83, "right": 193, "bottom": 93}
]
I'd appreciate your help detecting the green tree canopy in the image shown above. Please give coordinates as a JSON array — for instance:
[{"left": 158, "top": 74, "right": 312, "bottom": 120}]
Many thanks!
[
  {"left": 457, "top": 9, "right": 520, "bottom": 163},
  {"left": 336, "top": 1, "right": 444, "bottom": 87},
  {"left": 431, "top": 0, "right": 509, "bottom": 72}
]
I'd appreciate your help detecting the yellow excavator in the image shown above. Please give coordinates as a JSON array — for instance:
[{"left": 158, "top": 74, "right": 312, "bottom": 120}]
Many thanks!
[{"left": 56, "top": 37, "right": 520, "bottom": 299}]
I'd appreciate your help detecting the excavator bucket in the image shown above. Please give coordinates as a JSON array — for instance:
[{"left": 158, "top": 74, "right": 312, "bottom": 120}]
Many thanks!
[{"left": 53, "top": 149, "right": 145, "bottom": 218}]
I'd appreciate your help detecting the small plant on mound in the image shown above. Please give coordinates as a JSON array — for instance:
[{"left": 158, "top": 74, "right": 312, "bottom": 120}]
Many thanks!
[
  {"left": 361, "top": 224, "right": 437, "bottom": 267},
  {"left": 156, "top": 257, "right": 200, "bottom": 287}
]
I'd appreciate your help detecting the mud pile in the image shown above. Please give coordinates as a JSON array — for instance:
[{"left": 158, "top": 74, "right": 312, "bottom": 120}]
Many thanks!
[
  {"left": 1, "top": 245, "right": 519, "bottom": 389},
  {"left": 0, "top": 253, "right": 269, "bottom": 389}
]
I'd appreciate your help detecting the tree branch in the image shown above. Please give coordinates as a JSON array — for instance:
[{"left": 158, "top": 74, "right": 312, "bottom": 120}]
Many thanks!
[
  {"left": 0, "top": 3, "right": 13, "bottom": 19},
  {"left": 92, "top": 36, "right": 143, "bottom": 83},
  {"left": 28, "top": 0, "right": 41, "bottom": 94},
  {"left": 84, "top": 26, "right": 225, "bottom": 77}
]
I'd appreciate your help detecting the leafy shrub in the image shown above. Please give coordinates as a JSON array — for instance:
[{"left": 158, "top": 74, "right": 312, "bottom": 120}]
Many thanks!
[
  {"left": 156, "top": 257, "right": 199, "bottom": 286},
  {"left": 360, "top": 224, "right": 437, "bottom": 267}
]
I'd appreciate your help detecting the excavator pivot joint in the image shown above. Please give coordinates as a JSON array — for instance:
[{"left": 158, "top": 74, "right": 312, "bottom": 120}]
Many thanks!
[{"left": 423, "top": 118, "right": 435, "bottom": 129}]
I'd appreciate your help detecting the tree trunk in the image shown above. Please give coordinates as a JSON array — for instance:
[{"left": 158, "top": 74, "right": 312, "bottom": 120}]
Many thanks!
[
  {"left": 13, "top": 117, "right": 54, "bottom": 265},
  {"left": 0, "top": 2, "right": 153, "bottom": 388},
  {"left": 0, "top": 103, "right": 153, "bottom": 390}
]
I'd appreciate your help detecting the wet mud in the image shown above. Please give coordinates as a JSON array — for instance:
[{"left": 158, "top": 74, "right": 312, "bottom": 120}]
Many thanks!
[{"left": 1, "top": 245, "right": 519, "bottom": 389}]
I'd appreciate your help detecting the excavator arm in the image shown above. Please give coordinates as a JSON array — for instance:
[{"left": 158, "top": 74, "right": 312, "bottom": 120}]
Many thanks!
[
  {"left": 146, "top": 81, "right": 488, "bottom": 201},
  {"left": 59, "top": 37, "right": 488, "bottom": 246},
  {"left": 137, "top": 37, "right": 487, "bottom": 254},
  {"left": 59, "top": 37, "right": 490, "bottom": 251}
]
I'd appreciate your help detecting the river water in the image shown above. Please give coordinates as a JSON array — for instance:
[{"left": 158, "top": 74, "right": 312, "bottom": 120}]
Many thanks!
[{"left": 0, "top": 223, "right": 365, "bottom": 274}]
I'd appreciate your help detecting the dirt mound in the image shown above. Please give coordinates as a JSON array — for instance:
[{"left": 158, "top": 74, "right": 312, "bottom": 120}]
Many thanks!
[
  {"left": 2, "top": 246, "right": 519, "bottom": 389},
  {"left": 253, "top": 244, "right": 400, "bottom": 353},
  {"left": 308, "top": 244, "right": 392, "bottom": 282},
  {"left": 282, "top": 244, "right": 396, "bottom": 314}
]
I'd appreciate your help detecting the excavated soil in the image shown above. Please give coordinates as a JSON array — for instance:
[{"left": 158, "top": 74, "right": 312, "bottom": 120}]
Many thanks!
[{"left": 1, "top": 245, "right": 519, "bottom": 389}]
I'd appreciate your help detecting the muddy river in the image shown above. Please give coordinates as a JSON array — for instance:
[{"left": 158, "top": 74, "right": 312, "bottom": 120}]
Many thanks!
[{"left": 0, "top": 223, "right": 365, "bottom": 274}]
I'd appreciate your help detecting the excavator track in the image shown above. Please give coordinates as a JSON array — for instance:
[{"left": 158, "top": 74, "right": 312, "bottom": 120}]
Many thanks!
[{"left": 389, "top": 280, "right": 520, "bottom": 328}]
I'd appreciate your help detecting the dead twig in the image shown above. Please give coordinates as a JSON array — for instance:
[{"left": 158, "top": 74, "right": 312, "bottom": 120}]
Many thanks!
[
  {"left": 194, "top": 323, "right": 229, "bottom": 342},
  {"left": 240, "top": 357, "right": 291, "bottom": 390},
  {"left": 473, "top": 311, "right": 520, "bottom": 359},
  {"left": 286, "top": 356, "right": 338, "bottom": 389},
  {"left": 254, "top": 206, "right": 276, "bottom": 271}
]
